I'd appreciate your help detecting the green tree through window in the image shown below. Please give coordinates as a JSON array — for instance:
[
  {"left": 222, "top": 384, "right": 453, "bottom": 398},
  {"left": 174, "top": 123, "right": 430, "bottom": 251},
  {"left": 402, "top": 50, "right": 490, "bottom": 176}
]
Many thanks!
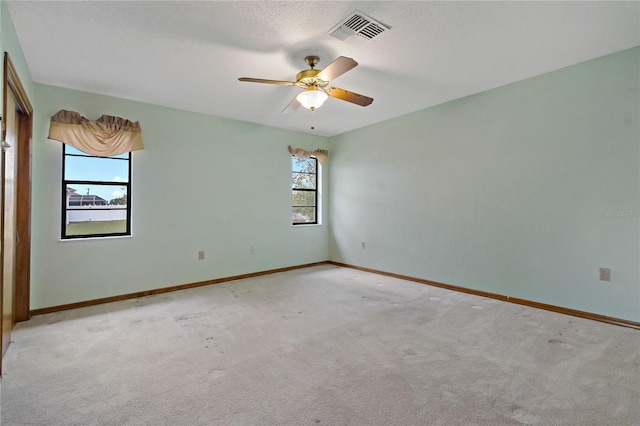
[{"left": 292, "top": 156, "right": 318, "bottom": 225}]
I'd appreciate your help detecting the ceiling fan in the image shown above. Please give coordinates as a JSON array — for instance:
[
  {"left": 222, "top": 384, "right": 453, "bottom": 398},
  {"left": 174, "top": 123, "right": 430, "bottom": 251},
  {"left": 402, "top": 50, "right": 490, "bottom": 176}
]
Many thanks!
[{"left": 238, "top": 55, "right": 374, "bottom": 112}]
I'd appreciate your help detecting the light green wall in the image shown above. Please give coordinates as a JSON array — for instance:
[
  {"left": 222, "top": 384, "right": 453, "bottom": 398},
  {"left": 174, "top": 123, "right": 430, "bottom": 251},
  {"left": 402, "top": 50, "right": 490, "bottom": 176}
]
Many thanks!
[
  {"left": 2, "top": 3, "right": 638, "bottom": 320},
  {"left": 31, "top": 84, "right": 329, "bottom": 308},
  {"left": 2, "top": 0, "right": 330, "bottom": 310},
  {"left": 0, "top": 0, "right": 34, "bottom": 107},
  {"left": 329, "top": 47, "right": 640, "bottom": 322}
]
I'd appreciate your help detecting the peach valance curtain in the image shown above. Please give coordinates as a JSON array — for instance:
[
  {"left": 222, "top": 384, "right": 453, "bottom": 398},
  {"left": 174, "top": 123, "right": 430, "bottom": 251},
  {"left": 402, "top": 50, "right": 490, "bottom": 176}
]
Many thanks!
[
  {"left": 48, "top": 109, "right": 144, "bottom": 157},
  {"left": 288, "top": 145, "right": 328, "bottom": 165}
]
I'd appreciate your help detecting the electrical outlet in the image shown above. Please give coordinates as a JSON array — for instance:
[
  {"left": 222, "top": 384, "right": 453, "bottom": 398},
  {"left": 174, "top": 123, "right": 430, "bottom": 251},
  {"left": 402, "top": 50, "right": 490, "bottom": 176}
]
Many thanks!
[
  {"left": 198, "top": 250, "right": 205, "bottom": 260},
  {"left": 250, "top": 246, "right": 256, "bottom": 255},
  {"left": 599, "top": 267, "right": 610, "bottom": 282},
  {"left": 361, "top": 242, "right": 366, "bottom": 249}
]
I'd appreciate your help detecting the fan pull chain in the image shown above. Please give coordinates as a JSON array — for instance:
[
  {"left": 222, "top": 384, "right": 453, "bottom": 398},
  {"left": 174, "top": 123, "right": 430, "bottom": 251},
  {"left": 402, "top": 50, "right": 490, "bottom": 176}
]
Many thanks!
[{"left": 308, "top": 108, "right": 317, "bottom": 132}]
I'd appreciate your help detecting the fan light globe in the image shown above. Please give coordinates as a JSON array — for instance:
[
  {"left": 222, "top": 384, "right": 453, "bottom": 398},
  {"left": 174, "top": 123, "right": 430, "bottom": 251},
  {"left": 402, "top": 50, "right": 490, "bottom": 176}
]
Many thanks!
[{"left": 297, "top": 90, "right": 328, "bottom": 111}]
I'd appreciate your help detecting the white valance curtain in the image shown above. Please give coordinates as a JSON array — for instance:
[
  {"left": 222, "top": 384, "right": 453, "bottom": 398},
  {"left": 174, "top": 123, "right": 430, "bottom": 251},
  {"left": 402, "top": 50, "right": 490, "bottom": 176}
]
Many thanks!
[
  {"left": 288, "top": 145, "right": 328, "bottom": 165},
  {"left": 48, "top": 109, "right": 144, "bottom": 157}
]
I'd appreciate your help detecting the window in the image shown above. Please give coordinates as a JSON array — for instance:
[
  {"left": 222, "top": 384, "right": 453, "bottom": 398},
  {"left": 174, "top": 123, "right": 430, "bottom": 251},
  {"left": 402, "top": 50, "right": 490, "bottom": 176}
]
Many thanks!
[
  {"left": 292, "top": 156, "right": 319, "bottom": 225},
  {"left": 62, "top": 145, "right": 131, "bottom": 239}
]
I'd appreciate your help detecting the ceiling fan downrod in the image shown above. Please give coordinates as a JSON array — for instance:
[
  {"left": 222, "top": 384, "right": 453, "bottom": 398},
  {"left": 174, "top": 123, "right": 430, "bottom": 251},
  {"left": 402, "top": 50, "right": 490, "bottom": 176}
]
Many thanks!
[{"left": 305, "top": 56, "right": 320, "bottom": 69}]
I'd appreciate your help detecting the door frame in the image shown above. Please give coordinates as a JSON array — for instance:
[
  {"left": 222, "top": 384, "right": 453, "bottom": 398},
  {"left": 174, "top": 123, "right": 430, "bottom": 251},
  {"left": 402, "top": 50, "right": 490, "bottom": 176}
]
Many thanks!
[{"left": 2, "top": 52, "right": 33, "bottom": 324}]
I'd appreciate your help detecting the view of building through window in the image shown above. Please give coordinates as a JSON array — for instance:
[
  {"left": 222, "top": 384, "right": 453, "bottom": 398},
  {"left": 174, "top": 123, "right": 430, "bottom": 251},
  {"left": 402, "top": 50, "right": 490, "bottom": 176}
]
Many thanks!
[{"left": 62, "top": 145, "right": 131, "bottom": 238}]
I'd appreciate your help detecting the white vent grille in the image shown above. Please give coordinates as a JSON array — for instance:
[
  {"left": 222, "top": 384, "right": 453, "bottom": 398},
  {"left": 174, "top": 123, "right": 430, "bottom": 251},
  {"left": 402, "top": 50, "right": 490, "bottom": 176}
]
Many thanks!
[{"left": 328, "top": 11, "right": 390, "bottom": 46}]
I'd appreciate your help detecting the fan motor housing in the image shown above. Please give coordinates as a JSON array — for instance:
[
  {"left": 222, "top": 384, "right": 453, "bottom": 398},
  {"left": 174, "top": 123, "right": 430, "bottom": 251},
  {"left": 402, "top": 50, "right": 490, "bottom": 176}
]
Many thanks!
[
  {"left": 296, "top": 69, "right": 329, "bottom": 89},
  {"left": 296, "top": 69, "right": 320, "bottom": 82}
]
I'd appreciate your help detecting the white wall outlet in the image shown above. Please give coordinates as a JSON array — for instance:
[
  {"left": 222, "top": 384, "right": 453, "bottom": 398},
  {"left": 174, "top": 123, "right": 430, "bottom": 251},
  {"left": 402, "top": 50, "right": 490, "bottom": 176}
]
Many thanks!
[
  {"left": 198, "top": 250, "right": 205, "bottom": 260},
  {"left": 361, "top": 242, "right": 366, "bottom": 249},
  {"left": 599, "top": 267, "right": 610, "bottom": 282},
  {"left": 250, "top": 246, "right": 256, "bottom": 255}
]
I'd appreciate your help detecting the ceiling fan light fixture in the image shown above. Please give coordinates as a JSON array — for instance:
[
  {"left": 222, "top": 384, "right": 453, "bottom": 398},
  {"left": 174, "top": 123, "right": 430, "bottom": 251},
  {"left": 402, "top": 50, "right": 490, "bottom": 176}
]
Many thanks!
[{"left": 297, "top": 89, "right": 328, "bottom": 111}]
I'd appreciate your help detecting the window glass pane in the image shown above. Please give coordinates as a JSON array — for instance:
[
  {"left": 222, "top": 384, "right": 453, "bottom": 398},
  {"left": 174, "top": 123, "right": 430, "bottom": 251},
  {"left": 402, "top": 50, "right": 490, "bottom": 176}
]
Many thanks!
[
  {"left": 292, "top": 157, "right": 316, "bottom": 173},
  {"left": 292, "top": 207, "right": 316, "bottom": 224},
  {"left": 66, "top": 219, "right": 127, "bottom": 237},
  {"left": 65, "top": 155, "right": 129, "bottom": 182},
  {"left": 291, "top": 156, "right": 318, "bottom": 225},
  {"left": 66, "top": 184, "right": 127, "bottom": 206},
  {"left": 292, "top": 172, "right": 316, "bottom": 190},
  {"left": 63, "top": 145, "right": 132, "bottom": 238},
  {"left": 293, "top": 190, "right": 316, "bottom": 207},
  {"left": 65, "top": 183, "right": 128, "bottom": 237}
]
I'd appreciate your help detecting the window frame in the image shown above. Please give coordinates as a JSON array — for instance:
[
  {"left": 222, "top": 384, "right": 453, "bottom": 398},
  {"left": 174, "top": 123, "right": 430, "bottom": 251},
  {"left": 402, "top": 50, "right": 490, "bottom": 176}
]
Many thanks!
[
  {"left": 61, "top": 144, "right": 132, "bottom": 239},
  {"left": 292, "top": 156, "right": 319, "bottom": 226}
]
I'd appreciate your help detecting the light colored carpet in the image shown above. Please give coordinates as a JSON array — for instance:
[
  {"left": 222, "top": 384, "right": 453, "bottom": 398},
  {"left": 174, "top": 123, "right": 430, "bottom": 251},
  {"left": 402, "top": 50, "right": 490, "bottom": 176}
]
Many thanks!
[{"left": 1, "top": 265, "right": 638, "bottom": 425}]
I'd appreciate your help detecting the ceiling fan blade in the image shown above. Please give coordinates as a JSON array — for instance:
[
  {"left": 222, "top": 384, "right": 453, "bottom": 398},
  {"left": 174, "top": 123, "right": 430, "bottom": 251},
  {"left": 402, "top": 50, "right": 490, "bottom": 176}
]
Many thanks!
[
  {"left": 316, "top": 56, "right": 358, "bottom": 82},
  {"left": 238, "top": 77, "right": 295, "bottom": 86},
  {"left": 327, "top": 87, "right": 374, "bottom": 107},
  {"left": 282, "top": 96, "right": 301, "bottom": 114}
]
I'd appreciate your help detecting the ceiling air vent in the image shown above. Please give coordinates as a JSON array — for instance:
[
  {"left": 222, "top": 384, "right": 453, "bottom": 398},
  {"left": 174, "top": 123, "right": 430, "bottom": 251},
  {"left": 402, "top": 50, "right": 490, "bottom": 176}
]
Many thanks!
[{"left": 328, "top": 11, "right": 390, "bottom": 46}]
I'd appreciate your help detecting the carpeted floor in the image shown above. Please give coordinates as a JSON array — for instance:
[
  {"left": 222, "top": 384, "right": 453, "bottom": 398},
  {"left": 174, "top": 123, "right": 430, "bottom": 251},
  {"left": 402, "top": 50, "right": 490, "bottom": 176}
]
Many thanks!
[{"left": 1, "top": 265, "right": 638, "bottom": 425}]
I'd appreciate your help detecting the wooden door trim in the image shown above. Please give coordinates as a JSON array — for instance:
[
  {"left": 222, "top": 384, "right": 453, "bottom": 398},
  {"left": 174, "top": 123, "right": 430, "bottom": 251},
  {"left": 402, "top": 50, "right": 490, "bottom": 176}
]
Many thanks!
[
  {"left": 3, "top": 54, "right": 32, "bottom": 124},
  {"left": 3, "top": 53, "right": 33, "bottom": 322}
]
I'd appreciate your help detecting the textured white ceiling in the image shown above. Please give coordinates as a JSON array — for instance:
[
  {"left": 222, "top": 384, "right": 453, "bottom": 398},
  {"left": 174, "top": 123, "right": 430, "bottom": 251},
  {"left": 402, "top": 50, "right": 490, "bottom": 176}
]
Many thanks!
[{"left": 7, "top": 1, "right": 640, "bottom": 137}]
